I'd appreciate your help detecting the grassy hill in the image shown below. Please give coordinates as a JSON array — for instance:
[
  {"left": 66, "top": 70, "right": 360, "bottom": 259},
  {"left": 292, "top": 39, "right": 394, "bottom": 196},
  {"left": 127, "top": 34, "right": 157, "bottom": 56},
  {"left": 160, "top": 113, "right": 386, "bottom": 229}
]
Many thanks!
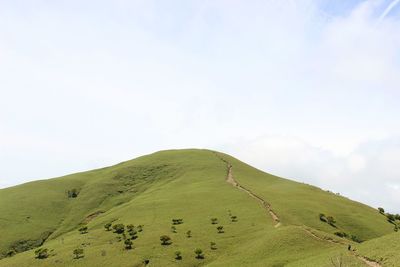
[{"left": 0, "top": 149, "right": 396, "bottom": 266}]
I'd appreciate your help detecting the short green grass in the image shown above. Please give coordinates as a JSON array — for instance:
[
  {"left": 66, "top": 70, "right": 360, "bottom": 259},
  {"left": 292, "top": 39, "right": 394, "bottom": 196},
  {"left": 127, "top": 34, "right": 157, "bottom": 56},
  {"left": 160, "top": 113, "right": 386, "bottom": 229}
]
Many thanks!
[{"left": 0, "top": 149, "right": 396, "bottom": 266}]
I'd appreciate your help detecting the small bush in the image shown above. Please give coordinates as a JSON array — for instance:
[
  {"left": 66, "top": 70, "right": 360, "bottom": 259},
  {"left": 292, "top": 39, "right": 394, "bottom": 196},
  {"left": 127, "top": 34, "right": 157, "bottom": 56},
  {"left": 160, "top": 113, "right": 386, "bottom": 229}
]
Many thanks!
[
  {"left": 186, "top": 230, "right": 192, "bottom": 238},
  {"left": 79, "top": 226, "right": 88, "bottom": 234},
  {"left": 112, "top": 224, "right": 125, "bottom": 234},
  {"left": 194, "top": 248, "right": 204, "bottom": 259},
  {"left": 387, "top": 213, "right": 396, "bottom": 222},
  {"left": 137, "top": 225, "right": 144, "bottom": 232},
  {"left": 378, "top": 207, "right": 385, "bottom": 214},
  {"left": 350, "top": 235, "right": 362, "bottom": 243},
  {"left": 160, "top": 235, "right": 172, "bottom": 245},
  {"left": 319, "top": 213, "right": 327, "bottom": 222},
  {"left": 172, "top": 218, "right": 184, "bottom": 225},
  {"left": 211, "top": 218, "right": 218, "bottom": 224},
  {"left": 210, "top": 242, "right": 217, "bottom": 250},
  {"left": 217, "top": 226, "right": 224, "bottom": 233},
  {"left": 334, "top": 232, "right": 348, "bottom": 238},
  {"left": 124, "top": 239, "right": 133, "bottom": 250},
  {"left": 129, "top": 229, "right": 138, "bottom": 239},
  {"left": 231, "top": 215, "right": 238, "bottom": 222},
  {"left": 326, "top": 216, "right": 336, "bottom": 227},
  {"left": 67, "top": 189, "right": 79, "bottom": 198},
  {"left": 171, "top": 226, "right": 177, "bottom": 233},
  {"left": 73, "top": 248, "right": 84, "bottom": 259},
  {"left": 175, "top": 251, "right": 182, "bottom": 260},
  {"left": 34, "top": 248, "right": 49, "bottom": 259},
  {"left": 104, "top": 223, "right": 112, "bottom": 231}
]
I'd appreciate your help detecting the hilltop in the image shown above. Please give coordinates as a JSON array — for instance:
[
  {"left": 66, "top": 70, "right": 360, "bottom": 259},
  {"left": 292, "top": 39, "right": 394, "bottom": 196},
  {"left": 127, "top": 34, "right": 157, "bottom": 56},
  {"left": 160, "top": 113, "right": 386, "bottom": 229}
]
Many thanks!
[{"left": 0, "top": 149, "right": 398, "bottom": 266}]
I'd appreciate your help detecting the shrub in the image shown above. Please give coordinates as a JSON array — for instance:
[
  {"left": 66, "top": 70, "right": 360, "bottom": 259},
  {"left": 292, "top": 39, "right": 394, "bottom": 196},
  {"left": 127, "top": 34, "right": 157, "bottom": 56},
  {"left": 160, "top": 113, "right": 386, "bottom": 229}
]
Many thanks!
[
  {"left": 172, "top": 219, "right": 184, "bottom": 225},
  {"left": 326, "top": 216, "right": 336, "bottom": 226},
  {"left": 217, "top": 226, "right": 224, "bottom": 233},
  {"left": 387, "top": 214, "right": 396, "bottom": 222},
  {"left": 231, "top": 215, "right": 238, "bottom": 222},
  {"left": 73, "top": 248, "right": 84, "bottom": 259},
  {"left": 79, "top": 226, "right": 88, "bottom": 234},
  {"left": 186, "top": 230, "right": 192, "bottom": 238},
  {"left": 334, "top": 232, "right": 348, "bottom": 238},
  {"left": 175, "top": 251, "right": 182, "bottom": 260},
  {"left": 34, "top": 248, "right": 49, "bottom": 259},
  {"left": 160, "top": 235, "right": 172, "bottom": 245},
  {"left": 210, "top": 242, "right": 217, "bottom": 250},
  {"left": 113, "top": 224, "right": 125, "bottom": 234},
  {"left": 350, "top": 235, "right": 362, "bottom": 243},
  {"left": 171, "top": 226, "right": 177, "bottom": 233},
  {"left": 137, "top": 225, "right": 143, "bottom": 232},
  {"left": 395, "top": 214, "right": 400, "bottom": 220},
  {"left": 67, "top": 189, "right": 79, "bottom": 198},
  {"left": 211, "top": 218, "right": 218, "bottom": 224},
  {"left": 6, "top": 250, "right": 16, "bottom": 257},
  {"left": 378, "top": 207, "right": 385, "bottom": 214},
  {"left": 124, "top": 239, "right": 133, "bottom": 250},
  {"left": 127, "top": 224, "right": 135, "bottom": 232},
  {"left": 104, "top": 223, "right": 112, "bottom": 231},
  {"left": 319, "top": 213, "right": 327, "bottom": 222},
  {"left": 129, "top": 229, "right": 138, "bottom": 239},
  {"left": 194, "top": 248, "right": 204, "bottom": 259}
]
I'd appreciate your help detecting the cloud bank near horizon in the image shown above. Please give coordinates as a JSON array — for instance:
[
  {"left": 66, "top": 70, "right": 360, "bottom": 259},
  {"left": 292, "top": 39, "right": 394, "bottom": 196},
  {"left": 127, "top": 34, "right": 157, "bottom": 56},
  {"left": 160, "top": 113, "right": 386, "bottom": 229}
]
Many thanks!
[{"left": 1, "top": 0, "right": 400, "bottom": 212}]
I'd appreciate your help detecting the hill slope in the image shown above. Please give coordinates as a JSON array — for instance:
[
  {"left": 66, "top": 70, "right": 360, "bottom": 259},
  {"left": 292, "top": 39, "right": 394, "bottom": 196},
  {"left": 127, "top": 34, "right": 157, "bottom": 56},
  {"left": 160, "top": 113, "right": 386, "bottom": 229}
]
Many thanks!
[{"left": 0, "top": 149, "right": 395, "bottom": 266}]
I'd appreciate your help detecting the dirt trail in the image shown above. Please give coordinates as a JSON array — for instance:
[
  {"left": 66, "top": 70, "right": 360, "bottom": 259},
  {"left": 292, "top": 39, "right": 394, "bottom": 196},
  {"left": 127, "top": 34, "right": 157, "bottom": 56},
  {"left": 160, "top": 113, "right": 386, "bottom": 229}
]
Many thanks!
[
  {"left": 215, "top": 153, "right": 281, "bottom": 227},
  {"left": 302, "top": 227, "right": 382, "bottom": 267}
]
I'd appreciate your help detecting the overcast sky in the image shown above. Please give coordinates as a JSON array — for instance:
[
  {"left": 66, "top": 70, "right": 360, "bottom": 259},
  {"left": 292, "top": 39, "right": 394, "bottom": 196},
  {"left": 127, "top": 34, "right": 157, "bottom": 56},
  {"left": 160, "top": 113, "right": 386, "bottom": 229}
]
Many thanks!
[{"left": 1, "top": 0, "right": 400, "bottom": 212}]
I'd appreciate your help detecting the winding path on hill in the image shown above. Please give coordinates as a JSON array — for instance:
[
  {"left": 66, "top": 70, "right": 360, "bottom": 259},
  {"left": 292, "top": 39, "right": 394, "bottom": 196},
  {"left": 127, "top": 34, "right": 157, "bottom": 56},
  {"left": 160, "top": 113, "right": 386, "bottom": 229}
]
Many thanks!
[{"left": 214, "top": 153, "right": 281, "bottom": 227}]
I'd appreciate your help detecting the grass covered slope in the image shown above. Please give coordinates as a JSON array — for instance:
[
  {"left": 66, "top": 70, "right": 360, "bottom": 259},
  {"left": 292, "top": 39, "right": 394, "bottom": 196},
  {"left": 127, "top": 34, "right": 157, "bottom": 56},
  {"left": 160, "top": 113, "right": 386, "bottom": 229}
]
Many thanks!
[{"left": 0, "top": 149, "right": 396, "bottom": 266}]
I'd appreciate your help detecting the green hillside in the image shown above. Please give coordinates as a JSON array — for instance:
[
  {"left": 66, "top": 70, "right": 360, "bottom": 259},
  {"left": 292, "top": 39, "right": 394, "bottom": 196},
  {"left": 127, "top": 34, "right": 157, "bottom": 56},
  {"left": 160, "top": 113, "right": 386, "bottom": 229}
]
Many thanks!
[{"left": 0, "top": 149, "right": 396, "bottom": 266}]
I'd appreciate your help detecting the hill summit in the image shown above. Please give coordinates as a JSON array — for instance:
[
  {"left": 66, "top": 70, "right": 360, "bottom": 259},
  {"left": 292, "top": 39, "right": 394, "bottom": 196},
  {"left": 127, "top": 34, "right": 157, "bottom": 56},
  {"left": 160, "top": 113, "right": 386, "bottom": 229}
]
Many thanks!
[{"left": 0, "top": 149, "right": 398, "bottom": 266}]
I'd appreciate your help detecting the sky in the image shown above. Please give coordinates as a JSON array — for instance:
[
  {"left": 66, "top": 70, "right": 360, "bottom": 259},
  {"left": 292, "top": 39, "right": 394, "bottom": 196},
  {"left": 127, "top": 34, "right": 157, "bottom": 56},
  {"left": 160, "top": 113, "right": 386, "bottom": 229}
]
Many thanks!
[{"left": 1, "top": 0, "right": 400, "bottom": 212}]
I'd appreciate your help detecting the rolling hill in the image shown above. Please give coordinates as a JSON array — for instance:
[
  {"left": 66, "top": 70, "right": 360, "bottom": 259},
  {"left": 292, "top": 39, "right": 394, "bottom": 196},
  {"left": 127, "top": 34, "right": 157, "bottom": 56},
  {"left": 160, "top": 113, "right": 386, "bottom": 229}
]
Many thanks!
[{"left": 0, "top": 149, "right": 398, "bottom": 266}]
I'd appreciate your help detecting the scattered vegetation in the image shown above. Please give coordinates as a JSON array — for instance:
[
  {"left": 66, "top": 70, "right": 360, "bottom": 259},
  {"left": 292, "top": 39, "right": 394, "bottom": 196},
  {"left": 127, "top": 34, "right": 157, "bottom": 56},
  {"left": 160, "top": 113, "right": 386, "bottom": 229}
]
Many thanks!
[
  {"left": 172, "top": 219, "right": 183, "bottom": 225},
  {"left": 104, "top": 223, "right": 112, "bottom": 231},
  {"left": 217, "top": 226, "right": 224, "bottom": 233},
  {"left": 124, "top": 239, "right": 133, "bottom": 250},
  {"left": 112, "top": 224, "right": 125, "bottom": 234},
  {"left": 78, "top": 226, "right": 88, "bottom": 234}
]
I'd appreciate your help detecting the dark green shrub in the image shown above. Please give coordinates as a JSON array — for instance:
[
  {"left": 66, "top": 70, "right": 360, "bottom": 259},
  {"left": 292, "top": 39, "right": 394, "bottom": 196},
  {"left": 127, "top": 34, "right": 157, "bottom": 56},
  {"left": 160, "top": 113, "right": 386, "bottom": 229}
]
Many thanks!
[
  {"left": 112, "top": 224, "right": 125, "bottom": 234},
  {"left": 175, "top": 251, "right": 182, "bottom": 260},
  {"left": 104, "top": 223, "right": 112, "bottom": 231},
  {"left": 186, "top": 230, "right": 192, "bottom": 238},
  {"left": 319, "top": 213, "right": 327, "bottom": 222},
  {"left": 217, "top": 226, "right": 224, "bottom": 233},
  {"left": 194, "top": 248, "right": 204, "bottom": 259},
  {"left": 34, "top": 248, "right": 49, "bottom": 259},
  {"left": 210, "top": 242, "right": 217, "bottom": 250},
  {"left": 79, "top": 226, "right": 88, "bottom": 234},
  {"left": 326, "top": 216, "right": 336, "bottom": 227},
  {"left": 211, "top": 218, "right": 218, "bottom": 224},
  {"left": 67, "top": 189, "right": 79, "bottom": 198},
  {"left": 378, "top": 207, "right": 385, "bottom": 214},
  {"left": 350, "top": 235, "right": 362, "bottom": 243},
  {"left": 231, "top": 215, "right": 238, "bottom": 222},
  {"left": 124, "top": 239, "right": 133, "bottom": 250},
  {"left": 137, "top": 225, "right": 143, "bottom": 232},
  {"left": 334, "top": 231, "right": 348, "bottom": 238},
  {"left": 172, "top": 219, "right": 184, "bottom": 225},
  {"left": 387, "top": 214, "right": 395, "bottom": 222},
  {"left": 73, "top": 248, "right": 84, "bottom": 259},
  {"left": 160, "top": 235, "right": 172, "bottom": 245},
  {"left": 171, "top": 226, "right": 177, "bottom": 233},
  {"left": 129, "top": 229, "right": 138, "bottom": 239}
]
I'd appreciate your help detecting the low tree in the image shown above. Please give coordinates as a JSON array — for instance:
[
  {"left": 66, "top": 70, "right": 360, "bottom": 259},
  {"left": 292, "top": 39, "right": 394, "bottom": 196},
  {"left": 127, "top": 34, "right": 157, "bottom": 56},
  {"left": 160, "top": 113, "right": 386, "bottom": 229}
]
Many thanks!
[
  {"left": 124, "top": 239, "right": 133, "bottom": 250},
  {"left": 210, "top": 242, "right": 217, "bottom": 250},
  {"left": 194, "top": 248, "right": 204, "bottom": 259},
  {"left": 395, "top": 214, "right": 400, "bottom": 220},
  {"left": 160, "top": 235, "right": 172, "bottom": 245},
  {"left": 34, "top": 248, "right": 49, "bottom": 259},
  {"left": 211, "top": 218, "right": 218, "bottom": 224},
  {"left": 378, "top": 207, "right": 385, "bottom": 214},
  {"left": 79, "top": 226, "right": 88, "bottom": 234},
  {"left": 217, "top": 226, "right": 224, "bottom": 233},
  {"left": 186, "top": 230, "right": 192, "bottom": 238},
  {"left": 175, "top": 251, "right": 182, "bottom": 260},
  {"left": 113, "top": 224, "right": 125, "bottom": 234},
  {"left": 73, "top": 248, "right": 84, "bottom": 259},
  {"left": 104, "top": 223, "right": 112, "bottom": 231}
]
